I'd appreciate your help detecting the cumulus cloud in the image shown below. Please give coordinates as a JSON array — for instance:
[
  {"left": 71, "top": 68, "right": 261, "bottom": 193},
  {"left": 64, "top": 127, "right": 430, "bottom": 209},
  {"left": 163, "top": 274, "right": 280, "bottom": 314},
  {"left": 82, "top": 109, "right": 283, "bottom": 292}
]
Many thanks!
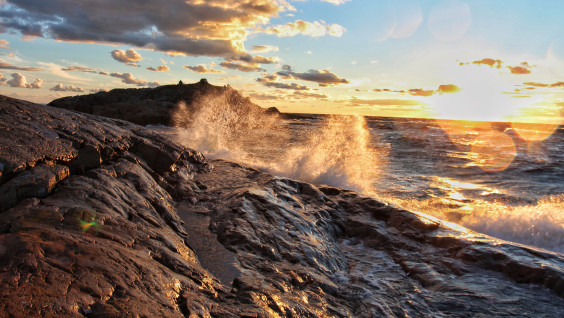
[
  {"left": 276, "top": 65, "right": 349, "bottom": 87},
  {"left": 408, "top": 88, "right": 434, "bottom": 97},
  {"left": 256, "top": 74, "right": 309, "bottom": 90},
  {"left": 437, "top": 84, "right": 460, "bottom": 94},
  {"left": 459, "top": 58, "right": 503, "bottom": 68},
  {"left": 0, "top": 61, "right": 41, "bottom": 71},
  {"left": 262, "top": 20, "right": 346, "bottom": 38},
  {"left": 0, "top": 0, "right": 293, "bottom": 56},
  {"left": 50, "top": 84, "right": 85, "bottom": 92},
  {"left": 227, "top": 54, "right": 280, "bottom": 65},
  {"left": 111, "top": 48, "right": 143, "bottom": 66},
  {"left": 109, "top": 72, "right": 159, "bottom": 87},
  {"left": 220, "top": 61, "right": 264, "bottom": 73},
  {"left": 184, "top": 64, "right": 224, "bottom": 73},
  {"left": 146, "top": 65, "right": 170, "bottom": 72},
  {"left": 4, "top": 72, "right": 42, "bottom": 88},
  {"left": 508, "top": 62, "right": 532, "bottom": 74}
]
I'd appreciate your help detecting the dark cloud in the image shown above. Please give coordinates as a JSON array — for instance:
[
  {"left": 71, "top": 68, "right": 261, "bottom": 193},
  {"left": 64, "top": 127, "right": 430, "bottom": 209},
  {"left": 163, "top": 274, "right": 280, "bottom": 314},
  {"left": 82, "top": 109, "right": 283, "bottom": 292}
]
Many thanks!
[
  {"left": 183, "top": 64, "right": 224, "bottom": 74},
  {"left": 109, "top": 72, "right": 159, "bottom": 87},
  {"left": 111, "top": 49, "right": 142, "bottom": 66},
  {"left": 276, "top": 65, "right": 349, "bottom": 86},
  {"left": 50, "top": 84, "right": 85, "bottom": 92},
  {"left": 146, "top": 65, "right": 170, "bottom": 72},
  {"left": 0, "top": 0, "right": 290, "bottom": 56},
  {"left": 0, "top": 61, "right": 41, "bottom": 71},
  {"left": 3, "top": 72, "right": 42, "bottom": 88},
  {"left": 220, "top": 61, "right": 264, "bottom": 72}
]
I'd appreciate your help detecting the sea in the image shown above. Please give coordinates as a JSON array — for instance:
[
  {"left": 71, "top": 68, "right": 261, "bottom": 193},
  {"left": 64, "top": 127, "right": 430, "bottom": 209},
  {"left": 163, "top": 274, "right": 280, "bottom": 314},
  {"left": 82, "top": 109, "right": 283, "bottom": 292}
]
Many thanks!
[{"left": 169, "top": 98, "right": 564, "bottom": 255}]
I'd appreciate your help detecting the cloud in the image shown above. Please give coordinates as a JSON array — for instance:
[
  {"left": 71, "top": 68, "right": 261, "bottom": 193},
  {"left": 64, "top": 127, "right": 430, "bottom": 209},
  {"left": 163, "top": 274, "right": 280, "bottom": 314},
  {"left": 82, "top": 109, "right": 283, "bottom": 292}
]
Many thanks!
[
  {"left": 523, "top": 81, "right": 564, "bottom": 88},
  {"left": 262, "top": 20, "right": 346, "bottom": 37},
  {"left": 109, "top": 72, "right": 159, "bottom": 87},
  {"left": 146, "top": 65, "right": 170, "bottom": 72},
  {"left": 111, "top": 48, "right": 143, "bottom": 66},
  {"left": 256, "top": 74, "right": 309, "bottom": 90},
  {"left": 373, "top": 84, "right": 460, "bottom": 96},
  {"left": 184, "top": 64, "right": 224, "bottom": 73},
  {"left": 4, "top": 72, "right": 42, "bottom": 88},
  {"left": 348, "top": 97, "right": 422, "bottom": 106},
  {"left": 0, "top": 61, "right": 41, "bottom": 71},
  {"left": 276, "top": 65, "right": 349, "bottom": 86},
  {"left": 408, "top": 88, "right": 434, "bottom": 97},
  {"left": 460, "top": 58, "right": 503, "bottom": 69},
  {"left": 437, "top": 84, "right": 460, "bottom": 94},
  {"left": 291, "top": 91, "right": 328, "bottom": 99},
  {"left": 220, "top": 61, "right": 264, "bottom": 72},
  {"left": 0, "top": 39, "right": 9, "bottom": 49},
  {"left": 264, "top": 82, "right": 309, "bottom": 90},
  {"left": 227, "top": 54, "right": 279, "bottom": 64},
  {"left": 250, "top": 45, "right": 279, "bottom": 53},
  {"left": 0, "top": 0, "right": 292, "bottom": 56},
  {"left": 62, "top": 65, "right": 100, "bottom": 73},
  {"left": 508, "top": 62, "right": 532, "bottom": 74},
  {"left": 50, "top": 83, "right": 85, "bottom": 92}
]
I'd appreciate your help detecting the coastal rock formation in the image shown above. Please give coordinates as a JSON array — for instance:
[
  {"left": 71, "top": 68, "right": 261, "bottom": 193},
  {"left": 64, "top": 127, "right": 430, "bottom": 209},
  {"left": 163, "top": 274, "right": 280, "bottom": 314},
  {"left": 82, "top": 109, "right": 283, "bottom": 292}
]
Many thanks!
[
  {"left": 1, "top": 95, "right": 563, "bottom": 317},
  {"left": 48, "top": 80, "right": 279, "bottom": 127}
]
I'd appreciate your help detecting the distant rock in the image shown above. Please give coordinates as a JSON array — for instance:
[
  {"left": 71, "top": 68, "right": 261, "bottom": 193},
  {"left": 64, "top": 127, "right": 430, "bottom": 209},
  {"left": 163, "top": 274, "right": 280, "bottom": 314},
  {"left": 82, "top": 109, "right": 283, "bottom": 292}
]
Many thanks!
[
  {"left": 48, "top": 80, "right": 280, "bottom": 126},
  {"left": 1, "top": 95, "right": 563, "bottom": 317}
]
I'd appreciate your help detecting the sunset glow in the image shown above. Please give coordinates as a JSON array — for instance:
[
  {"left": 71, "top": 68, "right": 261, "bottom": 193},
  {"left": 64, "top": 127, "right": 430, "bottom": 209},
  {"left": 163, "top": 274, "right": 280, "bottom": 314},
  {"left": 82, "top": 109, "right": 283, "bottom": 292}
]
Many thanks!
[{"left": 1, "top": 0, "right": 563, "bottom": 123}]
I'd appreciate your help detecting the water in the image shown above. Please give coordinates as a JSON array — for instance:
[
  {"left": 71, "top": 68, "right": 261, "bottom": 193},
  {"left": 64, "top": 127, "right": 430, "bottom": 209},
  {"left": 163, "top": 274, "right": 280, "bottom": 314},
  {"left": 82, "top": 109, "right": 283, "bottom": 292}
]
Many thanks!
[{"left": 170, "top": 96, "right": 564, "bottom": 254}]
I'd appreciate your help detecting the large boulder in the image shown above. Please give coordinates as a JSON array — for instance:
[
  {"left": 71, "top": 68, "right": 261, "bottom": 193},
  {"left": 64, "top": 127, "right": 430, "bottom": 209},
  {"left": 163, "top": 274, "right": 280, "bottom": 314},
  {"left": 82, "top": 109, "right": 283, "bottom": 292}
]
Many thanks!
[{"left": 48, "top": 80, "right": 280, "bottom": 127}]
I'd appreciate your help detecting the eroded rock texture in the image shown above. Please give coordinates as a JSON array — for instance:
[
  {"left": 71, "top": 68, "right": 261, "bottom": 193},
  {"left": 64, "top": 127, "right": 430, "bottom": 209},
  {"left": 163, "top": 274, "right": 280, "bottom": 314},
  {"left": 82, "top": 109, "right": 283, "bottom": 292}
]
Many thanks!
[{"left": 1, "top": 95, "right": 563, "bottom": 317}]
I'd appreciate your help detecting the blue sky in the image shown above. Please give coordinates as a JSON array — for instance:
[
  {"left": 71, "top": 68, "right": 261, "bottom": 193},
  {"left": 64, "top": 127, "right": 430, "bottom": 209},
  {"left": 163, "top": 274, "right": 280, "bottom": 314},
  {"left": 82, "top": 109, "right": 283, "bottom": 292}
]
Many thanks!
[{"left": 1, "top": 0, "right": 563, "bottom": 122}]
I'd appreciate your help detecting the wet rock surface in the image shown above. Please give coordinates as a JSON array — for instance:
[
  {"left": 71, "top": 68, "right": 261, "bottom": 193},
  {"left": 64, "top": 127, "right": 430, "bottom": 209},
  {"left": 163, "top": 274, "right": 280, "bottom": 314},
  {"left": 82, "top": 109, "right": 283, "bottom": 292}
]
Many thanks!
[{"left": 1, "top": 95, "right": 563, "bottom": 317}]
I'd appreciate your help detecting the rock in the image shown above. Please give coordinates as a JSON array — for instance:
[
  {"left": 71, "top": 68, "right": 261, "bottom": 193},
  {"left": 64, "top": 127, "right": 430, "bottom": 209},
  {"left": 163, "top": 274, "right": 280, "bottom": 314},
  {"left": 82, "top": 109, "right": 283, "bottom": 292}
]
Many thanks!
[
  {"left": 1, "top": 95, "right": 563, "bottom": 317},
  {"left": 48, "top": 80, "right": 278, "bottom": 127}
]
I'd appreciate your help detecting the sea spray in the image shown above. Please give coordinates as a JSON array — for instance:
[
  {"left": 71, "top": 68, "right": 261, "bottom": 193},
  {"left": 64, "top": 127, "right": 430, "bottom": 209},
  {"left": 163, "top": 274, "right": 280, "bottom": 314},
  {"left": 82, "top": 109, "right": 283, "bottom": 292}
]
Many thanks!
[
  {"left": 269, "top": 115, "right": 387, "bottom": 194},
  {"left": 172, "top": 91, "right": 287, "bottom": 162},
  {"left": 173, "top": 99, "right": 387, "bottom": 194}
]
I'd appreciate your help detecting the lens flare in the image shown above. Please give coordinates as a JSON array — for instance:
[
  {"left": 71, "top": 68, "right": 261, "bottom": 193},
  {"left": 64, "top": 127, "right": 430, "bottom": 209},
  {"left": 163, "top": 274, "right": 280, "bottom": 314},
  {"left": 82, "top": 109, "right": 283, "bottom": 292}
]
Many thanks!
[
  {"left": 510, "top": 102, "right": 562, "bottom": 142},
  {"left": 470, "top": 130, "right": 516, "bottom": 172}
]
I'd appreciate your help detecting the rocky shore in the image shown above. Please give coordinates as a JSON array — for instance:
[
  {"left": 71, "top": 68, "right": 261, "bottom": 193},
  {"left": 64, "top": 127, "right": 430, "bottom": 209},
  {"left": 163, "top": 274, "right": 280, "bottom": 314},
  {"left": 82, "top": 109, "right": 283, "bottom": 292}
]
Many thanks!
[{"left": 1, "top": 94, "right": 563, "bottom": 317}]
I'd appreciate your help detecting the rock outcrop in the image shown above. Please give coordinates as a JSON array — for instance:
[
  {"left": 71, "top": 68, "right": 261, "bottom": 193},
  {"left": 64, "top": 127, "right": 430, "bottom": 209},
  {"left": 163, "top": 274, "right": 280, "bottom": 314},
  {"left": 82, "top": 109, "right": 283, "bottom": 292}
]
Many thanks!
[
  {"left": 48, "top": 80, "right": 280, "bottom": 127},
  {"left": 1, "top": 95, "right": 563, "bottom": 317}
]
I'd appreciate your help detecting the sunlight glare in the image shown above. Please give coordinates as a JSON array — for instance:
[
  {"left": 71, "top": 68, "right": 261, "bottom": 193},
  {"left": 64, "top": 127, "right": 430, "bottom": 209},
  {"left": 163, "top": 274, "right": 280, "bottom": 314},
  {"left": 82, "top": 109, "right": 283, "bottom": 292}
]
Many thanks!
[{"left": 470, "top": 130, "right": 516, "bottom": 172}]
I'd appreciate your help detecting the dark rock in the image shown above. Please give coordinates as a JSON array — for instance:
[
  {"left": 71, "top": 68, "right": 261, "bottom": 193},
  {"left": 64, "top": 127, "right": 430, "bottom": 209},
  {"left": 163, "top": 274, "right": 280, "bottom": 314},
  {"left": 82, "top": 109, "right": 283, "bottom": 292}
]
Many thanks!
[{"left": 48, "top": 81, "right": 278, "bottom": 127}]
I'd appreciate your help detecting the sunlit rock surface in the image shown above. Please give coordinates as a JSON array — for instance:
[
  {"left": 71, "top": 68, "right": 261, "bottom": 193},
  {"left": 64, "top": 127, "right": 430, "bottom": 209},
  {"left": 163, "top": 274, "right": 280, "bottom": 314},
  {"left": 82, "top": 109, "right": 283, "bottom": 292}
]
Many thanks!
[{"left": 0, "top": 95, "right": 563, "bottom": 317}]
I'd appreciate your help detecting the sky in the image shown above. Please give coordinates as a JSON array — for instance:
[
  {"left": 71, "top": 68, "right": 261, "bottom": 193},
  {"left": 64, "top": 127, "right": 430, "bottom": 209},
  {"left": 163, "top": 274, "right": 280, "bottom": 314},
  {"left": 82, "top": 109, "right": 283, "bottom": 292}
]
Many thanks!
[{"left": 1, "top": 0, "right": 564, "bottom": 123}]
